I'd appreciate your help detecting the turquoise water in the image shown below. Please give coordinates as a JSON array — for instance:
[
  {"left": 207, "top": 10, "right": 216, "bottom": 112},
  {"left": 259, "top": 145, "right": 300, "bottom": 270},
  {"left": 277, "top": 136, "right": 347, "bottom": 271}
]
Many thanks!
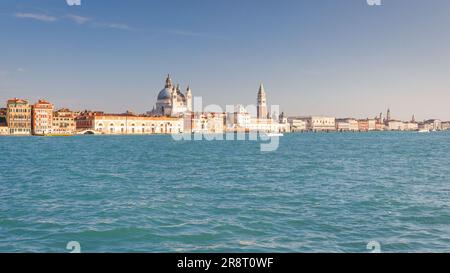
[{"left": 1, "top": 132, "right": 450, "bottom": 253}]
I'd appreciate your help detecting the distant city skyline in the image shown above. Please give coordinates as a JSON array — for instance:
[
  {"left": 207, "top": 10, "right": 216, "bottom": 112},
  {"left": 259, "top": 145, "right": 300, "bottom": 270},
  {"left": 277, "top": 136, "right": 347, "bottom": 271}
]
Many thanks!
[{"left": 1, "top": 0, "right": 450, "bottom": 121}]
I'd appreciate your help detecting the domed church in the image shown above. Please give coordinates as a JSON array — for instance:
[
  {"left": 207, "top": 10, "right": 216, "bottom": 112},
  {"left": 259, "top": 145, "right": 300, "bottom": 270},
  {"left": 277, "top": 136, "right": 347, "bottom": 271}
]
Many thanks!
[{"left": 153, "top": 74, "right": 192, "bottom": 117}]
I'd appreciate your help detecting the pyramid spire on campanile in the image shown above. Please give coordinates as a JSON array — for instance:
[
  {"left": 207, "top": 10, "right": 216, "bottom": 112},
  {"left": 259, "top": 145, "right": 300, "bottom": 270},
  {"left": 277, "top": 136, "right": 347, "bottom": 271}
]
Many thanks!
[{"left": 258, "top": 83, "right": 265, "bottom": 95}]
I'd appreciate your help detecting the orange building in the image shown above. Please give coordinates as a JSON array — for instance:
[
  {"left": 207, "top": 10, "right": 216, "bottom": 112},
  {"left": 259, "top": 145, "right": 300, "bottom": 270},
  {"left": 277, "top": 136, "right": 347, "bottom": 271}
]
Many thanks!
[
  {"left": 375, "top": 122, "right": 384, "bottom": 131},
  {"left": 357, "top": 119, "right": 369, "bottom": 132},
  {"left": 75, "top": 111, "right": 104, "bottom": 131},
  {"left": 53, "top": 108, "right": 76, "bottom": 135},
  {"left": 32, "top": 99, "right": 54, "bottom": 135}
]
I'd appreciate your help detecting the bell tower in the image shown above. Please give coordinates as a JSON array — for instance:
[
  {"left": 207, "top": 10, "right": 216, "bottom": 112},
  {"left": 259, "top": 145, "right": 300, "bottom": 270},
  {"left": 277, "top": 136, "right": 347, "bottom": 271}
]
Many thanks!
[{"left": 257, "top": 83, "right": 267, "bottom": 119}]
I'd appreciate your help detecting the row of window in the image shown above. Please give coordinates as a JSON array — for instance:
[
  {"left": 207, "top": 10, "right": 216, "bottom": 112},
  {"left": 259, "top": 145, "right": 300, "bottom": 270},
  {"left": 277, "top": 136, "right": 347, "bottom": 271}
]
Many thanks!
[
  {"left": 7, "top": 108, "right": 31, "bottom": 113},
  {"left": 106, "top": 127, "right": 177, "bottom": 133},
  {"left": 9, "top": 128, "right": 31, "bottom": 133},
  {"left": 7, "top": 123, "right": 31, "bottom": 127},
  {"left": 97, "top": 123, "right": 176, "bottom": 127},
  {"left": 8, "top": 115, "right": 31, "bottom": 119}
]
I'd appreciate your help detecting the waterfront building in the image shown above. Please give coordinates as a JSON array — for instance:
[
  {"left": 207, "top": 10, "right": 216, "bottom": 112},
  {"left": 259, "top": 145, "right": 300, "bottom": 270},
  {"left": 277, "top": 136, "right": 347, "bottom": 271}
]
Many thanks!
[
  {"left": 418, "top": 122, "right": 429, "bottom": 131},
  {"left": 288, "top": 118, "right": 307, "bottom": 132},
  {"left": 335, "top": 118, "right": 358, "bottom": 132},
  {"left": 422, "top": 119, "right": 442, "bottom": 131},
  {"left": 53, "top": 108, "right": 76, "bottom": 135},
  {"left": 357, "top": 119, "right": 369, "bottom": 132},
  {"left": 76, "top": 112, "right": 183, "bottom": 134},
  {"left": 226, "top": 105, "right": 251, "bottom": 132},
  {"left": 247, "top": 117, "right": 286, "bottom": 133},
  {"left": 257, "top": 83, "right": 268, "bottom": 119},
  {"left": 6, "top": 98, "right": 32, "bottom": 135},
  {"left": 404, "top": 122, "right": 419, "bottom": 131},
  {"left": 349, "top": 119, "right": 359, "bottom": 131},
  {"left": 151, "top": 75, "right": 192, "bottom": 117},
  {"left": 75, "top": 111, "right": 103, "bottom": 131},
  {"left": 185, "top": 112, "right": 226, "bottom": 134},
  {"left": 298, "top": 116, "right": 336, "bottom": 132},
  {"left": 386, "top": 120, "right": 406, "bottom": 131},
  {"left": 336, "top": 119, "right": 350, "bottom": 131},
  {"left": 442, "top": 122, "right": 450, "bottom": 131},
  {"left": 32, "top": 99, "right": 54, "bottom": 135},
  {"left": 375, "top": 122, "right": 384, "bottom": 131},
  {"left": 368, "top": 119, "right": 377, "bottom": 131}
]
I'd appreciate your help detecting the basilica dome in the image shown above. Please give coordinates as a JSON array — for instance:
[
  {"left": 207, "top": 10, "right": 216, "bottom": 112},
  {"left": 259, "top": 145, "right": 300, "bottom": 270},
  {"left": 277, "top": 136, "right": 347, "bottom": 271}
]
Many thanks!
[{"left": 157, "top": 88, "right": 172, "bottom": 100}]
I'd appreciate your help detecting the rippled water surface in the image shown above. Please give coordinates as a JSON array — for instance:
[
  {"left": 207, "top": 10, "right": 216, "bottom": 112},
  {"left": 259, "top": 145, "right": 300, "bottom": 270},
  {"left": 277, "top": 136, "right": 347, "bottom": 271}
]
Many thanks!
[{"left": 1, "top": 132, "right": 450, "bottom": 252}]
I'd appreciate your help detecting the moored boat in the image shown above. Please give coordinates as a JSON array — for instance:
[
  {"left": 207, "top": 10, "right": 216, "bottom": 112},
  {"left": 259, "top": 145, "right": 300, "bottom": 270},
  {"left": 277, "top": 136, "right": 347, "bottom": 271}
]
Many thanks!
[{"left": 264, "top": 132, "right": 284, "bottom": 137}]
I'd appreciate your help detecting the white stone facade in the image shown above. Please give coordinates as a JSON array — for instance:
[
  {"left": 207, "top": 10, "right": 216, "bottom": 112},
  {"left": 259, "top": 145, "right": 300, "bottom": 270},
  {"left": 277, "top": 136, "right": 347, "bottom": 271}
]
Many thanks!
[{"left": 86, "top": 115, "right": 183, "bottom": 135}]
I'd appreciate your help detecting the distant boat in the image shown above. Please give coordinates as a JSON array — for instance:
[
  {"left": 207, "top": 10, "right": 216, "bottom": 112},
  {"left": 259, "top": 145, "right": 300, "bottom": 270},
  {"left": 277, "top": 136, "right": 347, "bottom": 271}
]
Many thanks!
[
  {"left": 418, "top": 129, "right": 430, "bottom": 133},
  {"left": 264, "top": 132, "right": 284, "bottom": 137}
]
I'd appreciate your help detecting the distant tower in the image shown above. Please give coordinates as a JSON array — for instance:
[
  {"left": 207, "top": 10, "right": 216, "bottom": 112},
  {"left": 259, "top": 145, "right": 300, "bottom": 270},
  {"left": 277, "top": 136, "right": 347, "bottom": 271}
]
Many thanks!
[
  {"left": 186, "top": 86, "right": 192, "bottom": 112},
  {"left": 257, "top": 83, "right": 267, "bottom": 119},
  {"left": 386, "top": 108, "right": 391, "bottom": 122},
  {"left": 279, "top": 112, "right": 286, "bottom": 123},
  {"left": 411, "top": 114, "right": 416, "bottom": 123}
]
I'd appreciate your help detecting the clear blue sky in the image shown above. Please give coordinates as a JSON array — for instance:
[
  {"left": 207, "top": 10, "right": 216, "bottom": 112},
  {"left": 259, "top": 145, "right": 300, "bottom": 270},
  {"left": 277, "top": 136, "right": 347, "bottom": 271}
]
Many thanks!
[{"left": 1, "top": 0, "right": 449, "bottom": 121}]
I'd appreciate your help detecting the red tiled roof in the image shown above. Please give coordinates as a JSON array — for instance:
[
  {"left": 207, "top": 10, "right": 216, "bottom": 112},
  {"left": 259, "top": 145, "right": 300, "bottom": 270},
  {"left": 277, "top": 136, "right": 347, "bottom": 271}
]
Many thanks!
[{"left": 7, "top": 98, "right": 28, "bottom": 104}]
